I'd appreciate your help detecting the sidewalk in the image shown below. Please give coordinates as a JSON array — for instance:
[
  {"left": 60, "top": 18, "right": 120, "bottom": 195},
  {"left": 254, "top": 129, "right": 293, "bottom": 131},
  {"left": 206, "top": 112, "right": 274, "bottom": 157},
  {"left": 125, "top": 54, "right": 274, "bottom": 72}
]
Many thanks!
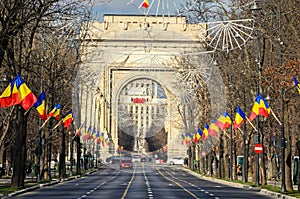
[
  {"left": 0, "top": 175, "right": 37, "bottom": 185},
  {"left": 183, "top": 168, "right": 298, "bottom": 199},
  {"left": 0, "top": 169, "right": 100, "bottom": 198},
  {"left": 238, "top": 175, "right": 299, "bottom": 191}
]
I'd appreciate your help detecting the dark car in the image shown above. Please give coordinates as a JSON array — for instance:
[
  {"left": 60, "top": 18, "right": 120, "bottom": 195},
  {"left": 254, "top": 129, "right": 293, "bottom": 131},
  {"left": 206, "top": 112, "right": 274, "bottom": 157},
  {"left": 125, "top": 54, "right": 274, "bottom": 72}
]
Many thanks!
[
  {"left": 120, "top": 159, "right": 133, "bottom": 169},
  {"left": 141, "top": 157, "right": 147, "bottom": 162},
  {"left": 106, "top": 156, "right": 121, "bottom": 164}
]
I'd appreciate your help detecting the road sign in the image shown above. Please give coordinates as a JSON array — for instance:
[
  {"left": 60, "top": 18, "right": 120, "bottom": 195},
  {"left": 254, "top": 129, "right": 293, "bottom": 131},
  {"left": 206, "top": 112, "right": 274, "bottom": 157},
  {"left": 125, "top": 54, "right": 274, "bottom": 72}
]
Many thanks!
[{"left": 254, "top": 143, "right": 263, "bottom": 154}]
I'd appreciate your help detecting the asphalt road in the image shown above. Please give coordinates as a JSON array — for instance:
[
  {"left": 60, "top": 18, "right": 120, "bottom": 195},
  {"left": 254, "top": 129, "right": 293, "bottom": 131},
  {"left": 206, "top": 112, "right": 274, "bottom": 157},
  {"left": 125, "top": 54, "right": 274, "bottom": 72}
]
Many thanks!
[{"left": 9, "top": 163, "right": 275, "bottom": 199}]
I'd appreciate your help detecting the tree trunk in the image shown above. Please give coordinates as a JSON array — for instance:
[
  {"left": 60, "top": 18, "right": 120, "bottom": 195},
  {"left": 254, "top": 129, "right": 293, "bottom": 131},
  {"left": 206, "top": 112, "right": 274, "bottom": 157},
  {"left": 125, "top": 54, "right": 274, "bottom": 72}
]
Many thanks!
[
  {"left": 59, "top": 125, "right": 66, "bottom": 178},
  {"left": 76, "top": 136, "right": 81, "bottom": 175},
  {"left": 42, "top": 130, "right": 48, "bottom": 180},
  {"left": 261, "top": 133, "right": 267, "bottom": 185},
  {"left": 218, "top": 132, "right": 223, "bottom": 179},
  {"left": 296, "top": 141, "right": 300, "bottom": 192},
  {"left": 250, "top": 155, "right": 255, "bottom": 183},
  {"left": 11, "top": 106, "right": 26, "bottom": 188},
  {"left": 223, "top": 136, "right": 229, "bottom": 179},
  {"left": 232, "top": 139, "right": 237, "bottom": 180},
  {"left": 286, "top": 105, "right": 293, "bottom": 191},
  {"left": 286, "top": 132, "right": 293, "bottom": 191}
]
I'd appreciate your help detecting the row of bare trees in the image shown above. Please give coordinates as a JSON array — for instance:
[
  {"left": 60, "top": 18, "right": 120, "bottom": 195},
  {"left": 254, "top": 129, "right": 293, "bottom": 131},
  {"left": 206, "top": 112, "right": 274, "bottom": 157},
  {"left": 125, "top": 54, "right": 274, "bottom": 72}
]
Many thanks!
[
  {"left": 178, "top": 0, "right": 300, "bottom": 191},
  {"left": 0, "top": 0, "right": 93, "bottom": 188}
]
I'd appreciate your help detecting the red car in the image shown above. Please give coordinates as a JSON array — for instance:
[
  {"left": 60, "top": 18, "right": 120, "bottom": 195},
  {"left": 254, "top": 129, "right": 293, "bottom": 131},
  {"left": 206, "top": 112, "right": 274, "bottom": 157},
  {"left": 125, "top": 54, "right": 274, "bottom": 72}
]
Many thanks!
[{"left": 120, "top": 159, "right": 133, "bottom": 169}]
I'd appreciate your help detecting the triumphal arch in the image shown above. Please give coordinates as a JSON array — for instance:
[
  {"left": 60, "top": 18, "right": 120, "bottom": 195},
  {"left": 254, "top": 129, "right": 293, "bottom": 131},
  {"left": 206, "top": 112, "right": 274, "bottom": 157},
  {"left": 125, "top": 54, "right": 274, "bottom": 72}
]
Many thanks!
[{"left": 77, "top": 15, "right": 208, "bottom": 159}]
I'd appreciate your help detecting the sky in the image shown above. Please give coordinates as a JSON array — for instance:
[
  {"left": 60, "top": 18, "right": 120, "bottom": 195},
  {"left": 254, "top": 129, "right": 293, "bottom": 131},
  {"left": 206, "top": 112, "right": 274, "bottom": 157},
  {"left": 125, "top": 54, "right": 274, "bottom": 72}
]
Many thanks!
[
  {"left": 92, "top": 0, "right": 191, "bottom": 21},
  {"left": 92, "top": 0, "right": 140, "bottom": 21}
]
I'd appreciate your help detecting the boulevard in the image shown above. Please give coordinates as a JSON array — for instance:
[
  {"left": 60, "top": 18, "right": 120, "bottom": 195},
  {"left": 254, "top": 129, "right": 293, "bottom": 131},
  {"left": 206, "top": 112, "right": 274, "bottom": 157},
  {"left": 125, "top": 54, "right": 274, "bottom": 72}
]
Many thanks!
[{"left": 7, "top": 163, "right": 275, "bottom": 199}]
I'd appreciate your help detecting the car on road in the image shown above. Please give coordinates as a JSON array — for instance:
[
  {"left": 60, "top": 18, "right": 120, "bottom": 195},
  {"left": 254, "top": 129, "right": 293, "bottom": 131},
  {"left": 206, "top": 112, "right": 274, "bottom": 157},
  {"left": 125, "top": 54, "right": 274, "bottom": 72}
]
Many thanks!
[
  {"left": 106, "top": 156, "right": 121, "bottom": 164},
  {"left": 141, "top": 157, "right": 147, "bottom": 162},
  {"left": 132, "top": 154, "right": 141, "bottom": 162},
  {"left": 120, "top": 159, "right": 133, "bottom": 169},
  {"left": 167, "top": 157, "right": 184, "bottom": 165}
]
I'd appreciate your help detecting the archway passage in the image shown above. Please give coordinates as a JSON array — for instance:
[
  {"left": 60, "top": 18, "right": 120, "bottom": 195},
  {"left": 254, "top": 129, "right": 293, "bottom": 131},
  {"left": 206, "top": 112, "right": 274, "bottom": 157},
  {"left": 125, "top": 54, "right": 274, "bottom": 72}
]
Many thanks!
[{"left": 117, "top": 78, "right": 168, "bottom": 153}]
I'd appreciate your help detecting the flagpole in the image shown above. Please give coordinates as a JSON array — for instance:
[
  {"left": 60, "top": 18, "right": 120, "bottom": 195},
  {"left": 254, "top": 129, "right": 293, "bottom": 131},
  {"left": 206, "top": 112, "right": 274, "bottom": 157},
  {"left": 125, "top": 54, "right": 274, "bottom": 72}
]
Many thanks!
[
  {"left": 246, "top": 116, "right": 258, "bottom": 132},
  {"left": 222, "top": 130, "right": 230, "bottom": 138},
  {"left": 270, "top": 108, "right": 282, "bottom": 125},
  {"left": 52, "top": 119, "right": 62, "bottom": 131},
  {"left": 39, "top": 116, "right": 51, "bottom": 131},
  {"left": 24, "top": 105, "right": 33, "bottom": 116},
  {"left": 236, "top": 127, "right": 243, "bottom": 134}
]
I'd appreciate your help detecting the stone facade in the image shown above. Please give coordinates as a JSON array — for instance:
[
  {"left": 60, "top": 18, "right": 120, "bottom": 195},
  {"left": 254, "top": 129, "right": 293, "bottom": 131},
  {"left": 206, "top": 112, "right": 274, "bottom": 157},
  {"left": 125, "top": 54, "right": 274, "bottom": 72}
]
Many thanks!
[{"left": 78, "top": 15, "right": 207, "bottom": 159}]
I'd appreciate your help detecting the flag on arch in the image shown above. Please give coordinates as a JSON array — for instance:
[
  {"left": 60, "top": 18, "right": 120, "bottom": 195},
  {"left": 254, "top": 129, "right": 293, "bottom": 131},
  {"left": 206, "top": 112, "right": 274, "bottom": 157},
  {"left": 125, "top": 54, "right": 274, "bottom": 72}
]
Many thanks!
[
  {"left": 248, "top": 94, "right": 270, "bottom": 122},
  {"left": 293, "top": 75, "right": 300, "bottom": 94},
  {"left": 62, "top": 110, "right": 73, "bottom": 129},
  {"left": 0, "top": 74, "right": 37, "bottom": 110},
  {"left": 141, "top": 0, "right": 149, "bottom": 8},
  {"left": 33, "top": 92, "right": 47, "bottom": 121},
  {"left": 233, "top": 106, "right": 246, "bottom": 130},
  {"left": 215, "top": 112, "right": 232, "bottom": 130}
]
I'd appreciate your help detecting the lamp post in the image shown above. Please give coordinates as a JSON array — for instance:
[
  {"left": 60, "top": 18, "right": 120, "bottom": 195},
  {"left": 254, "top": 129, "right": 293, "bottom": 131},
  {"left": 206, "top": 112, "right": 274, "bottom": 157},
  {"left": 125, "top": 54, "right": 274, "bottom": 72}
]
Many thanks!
[
  {"left": 250, "top": 0, "right": 261, "bottom": 186},
  {"left": 277, "top": 0, "right": 286, "bottom": 192},
  {"left": 280, "top": 88, "right": 286, "bottom": 192},
  {"left": 242, "top": 70, "right": 248, "bottom": 183}
]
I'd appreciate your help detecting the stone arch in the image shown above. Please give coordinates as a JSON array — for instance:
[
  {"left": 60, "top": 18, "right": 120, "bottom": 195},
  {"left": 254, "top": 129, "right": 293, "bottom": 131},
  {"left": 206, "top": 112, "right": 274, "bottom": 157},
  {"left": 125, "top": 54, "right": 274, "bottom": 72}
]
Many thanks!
[{"left": 112, "top": 73, "right": 174, "bottom": 153}]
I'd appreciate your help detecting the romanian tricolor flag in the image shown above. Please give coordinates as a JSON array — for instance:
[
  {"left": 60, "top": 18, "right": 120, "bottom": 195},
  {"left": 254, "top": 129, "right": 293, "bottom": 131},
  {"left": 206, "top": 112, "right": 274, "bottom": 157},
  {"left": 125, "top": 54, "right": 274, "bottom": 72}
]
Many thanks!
[
  {"left": 91, "top": 128, "right": 97, "bottom": 139},
  {"left": 0, "top": 74, "right": 37, "bottom": 110},
  {"left": 215, "top": 112, "right": 232, "bottom": 130},
  {"left": 84, "top": 126, "right": 92, "bottom": 140},
  {"left": 202, "top": 124, "right": 209, "bottom": 140},
  {"left": 53, "top": 104, "right": 61, "bottom": 121},
  {"left": 48, "top": 103, "right": 58, "bottom": 117},
  {"left": 198, "top": 127, "right": 203, "bottom": 138},
  {"left": 208, "top": 120, "right": 219, "bottom": 137},
  {"left": 62, "top": 110, "right": 73, "bottom": 128},
  {"left": 185, "top": 132, "right": 192, "bottom": 145},
  {"left": 75, "top": 128, "right": 81, "bottom": 137},
  {"left": 95, "top": 131, "right": 100, "bottom": 139},
  {"left": 233, "top": 106, "right": 246, "bottom": 130},
  {"left": 105, "top": 137, "right": 110, "bottom": 146},
  {"left": 193, "top": 129, "right": 201, "bottom": 143},
  {"left": 141, "top": 0, "right": 149, "bottom": 8},
  {"left": 181, "top": 133, "right": 186, "bottom": 144},
  {"left": 248, "top": 94, "right": 270, "bottom": 122},
  {"left": 34, "top": 92, "right": 47, "bottom": 121},
  {"left": 293, "top": 75, "right": 300, "bottom": 94}
]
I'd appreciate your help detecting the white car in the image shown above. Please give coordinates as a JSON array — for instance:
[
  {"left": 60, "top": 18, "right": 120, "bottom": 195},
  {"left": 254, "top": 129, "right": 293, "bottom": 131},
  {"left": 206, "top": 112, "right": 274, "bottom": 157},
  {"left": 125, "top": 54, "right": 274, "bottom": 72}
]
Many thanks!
[
  {"left": 168, "top": 157, "right": 184, "bottom": 165},
  {"left": 132, "top": 154, "right": 141, "bottom": 162}
]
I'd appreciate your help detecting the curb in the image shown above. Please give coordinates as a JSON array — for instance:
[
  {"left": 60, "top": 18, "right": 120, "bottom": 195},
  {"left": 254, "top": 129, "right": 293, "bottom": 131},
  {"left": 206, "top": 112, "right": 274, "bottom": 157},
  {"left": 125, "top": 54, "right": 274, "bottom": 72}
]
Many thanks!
[
  {"left": 184, "top": 168, "right": 297, "bottom": 199},
  {"left": 1, "top": 172, "right": 95, "bottom": 198}
]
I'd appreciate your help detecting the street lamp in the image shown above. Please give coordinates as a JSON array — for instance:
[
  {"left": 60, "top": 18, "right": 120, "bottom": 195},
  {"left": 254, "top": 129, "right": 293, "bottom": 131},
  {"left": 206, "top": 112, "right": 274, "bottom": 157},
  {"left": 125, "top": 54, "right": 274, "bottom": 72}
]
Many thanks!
[
  {"left": 277, "top": 0, "right": 286, "bottom": 192},
  {"left": 250, "top": 0, "right": 261, "bottom": 186},
  {"left": 280, "top": 88, "right": 286, "bottom": 192}
]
